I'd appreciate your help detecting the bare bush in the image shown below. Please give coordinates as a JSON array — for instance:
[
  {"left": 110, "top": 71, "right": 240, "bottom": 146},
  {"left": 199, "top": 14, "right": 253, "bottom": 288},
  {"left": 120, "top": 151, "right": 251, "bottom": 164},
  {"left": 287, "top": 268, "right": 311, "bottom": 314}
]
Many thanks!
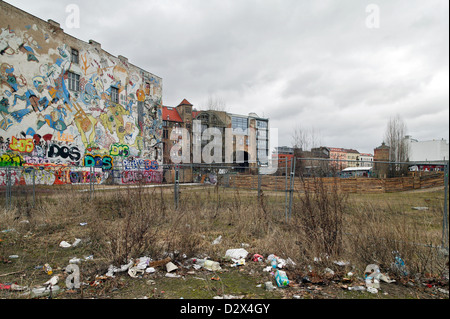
[
  {"left": 292, "top": 177, "right": 346, "bottom": 261},
  {"left": 88, "top": 189, "right": 165, "bottom": 265}
]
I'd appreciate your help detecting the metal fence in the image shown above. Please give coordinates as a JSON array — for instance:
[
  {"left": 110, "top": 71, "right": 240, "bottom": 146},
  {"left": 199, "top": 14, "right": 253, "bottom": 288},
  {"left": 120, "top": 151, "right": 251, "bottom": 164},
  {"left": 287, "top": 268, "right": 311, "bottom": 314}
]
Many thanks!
[{"left": 1, "top": 157, "right": 448, "bottom": 250}]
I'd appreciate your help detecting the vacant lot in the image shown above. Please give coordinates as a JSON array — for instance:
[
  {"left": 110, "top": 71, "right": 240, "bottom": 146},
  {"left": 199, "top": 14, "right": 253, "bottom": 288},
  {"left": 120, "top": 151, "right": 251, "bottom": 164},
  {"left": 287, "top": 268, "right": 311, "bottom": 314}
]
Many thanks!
[{"left": 0, "top": 183, "right": 448, "bottom": 299}]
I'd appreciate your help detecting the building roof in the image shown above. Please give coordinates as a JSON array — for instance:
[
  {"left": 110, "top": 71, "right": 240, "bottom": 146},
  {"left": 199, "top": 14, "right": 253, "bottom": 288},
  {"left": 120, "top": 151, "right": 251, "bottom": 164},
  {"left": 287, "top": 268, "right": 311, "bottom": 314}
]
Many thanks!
[
  {"left": 375, "top": 142, "right": 390, "bottom": 150},
  {"left": 162, "top": 106, "right": 183, "bottom": 122},
  {"left": 192, "top": 110, "right": 201, "bottom": 119},
  {"left": 177, "top": 99, "right": 193, "bottom": 107},
  {"left": 328, "top": 147, "right": 346, "bottom": 153},
  {"left": 342, "top": 166, "right": 373, "bottom": 171}
]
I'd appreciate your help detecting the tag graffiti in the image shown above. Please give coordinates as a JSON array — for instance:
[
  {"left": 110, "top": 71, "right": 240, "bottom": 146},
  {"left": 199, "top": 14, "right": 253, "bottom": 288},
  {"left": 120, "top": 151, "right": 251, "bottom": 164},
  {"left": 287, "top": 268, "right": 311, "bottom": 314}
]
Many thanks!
[
  {"left": 9, "top": 136, "right": 34, "bottom": 153},
  {"left": 121, "top": 170, "right": 162, "bottom": 184}
]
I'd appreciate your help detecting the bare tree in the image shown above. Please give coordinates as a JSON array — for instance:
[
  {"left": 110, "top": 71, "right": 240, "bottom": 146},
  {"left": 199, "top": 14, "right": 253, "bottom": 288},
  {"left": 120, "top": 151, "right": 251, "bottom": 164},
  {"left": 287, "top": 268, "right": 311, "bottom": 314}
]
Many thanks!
[
  {"left": 384, "top": 115, "right": 410, "bottom": 176},
  {"left": 291, "top": 126, "right": 321, "bottom": 152},
  {"left": 291, "top": 126, "right": 323, "bottom": 176},
  {"left": 202, "top": 94, "right": 227, "bottom": 112}
]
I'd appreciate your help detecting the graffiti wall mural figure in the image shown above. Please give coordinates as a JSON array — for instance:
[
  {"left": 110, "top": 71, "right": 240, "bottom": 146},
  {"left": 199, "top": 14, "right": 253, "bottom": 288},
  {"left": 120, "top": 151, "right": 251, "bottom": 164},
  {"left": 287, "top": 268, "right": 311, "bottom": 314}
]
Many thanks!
[{"left": 1, "top": 2, "right": 163, "bottom": 185}]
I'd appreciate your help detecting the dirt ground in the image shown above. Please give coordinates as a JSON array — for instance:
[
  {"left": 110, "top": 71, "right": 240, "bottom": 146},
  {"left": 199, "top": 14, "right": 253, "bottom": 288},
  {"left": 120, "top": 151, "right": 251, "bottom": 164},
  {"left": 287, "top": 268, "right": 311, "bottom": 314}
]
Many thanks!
[
  {"left": 0, "top": 242, "right": 448, "bottom": 300},
  {"left": 0, "top": 184, "right": 448, "bottom": 300}
]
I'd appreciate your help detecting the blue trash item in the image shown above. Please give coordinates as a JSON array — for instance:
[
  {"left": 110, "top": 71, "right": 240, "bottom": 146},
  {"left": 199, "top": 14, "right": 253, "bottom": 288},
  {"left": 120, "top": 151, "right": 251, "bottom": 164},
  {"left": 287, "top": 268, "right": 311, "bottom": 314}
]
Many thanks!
[{"left": 275, "top": 270, "right": 289, "bottom": 288}]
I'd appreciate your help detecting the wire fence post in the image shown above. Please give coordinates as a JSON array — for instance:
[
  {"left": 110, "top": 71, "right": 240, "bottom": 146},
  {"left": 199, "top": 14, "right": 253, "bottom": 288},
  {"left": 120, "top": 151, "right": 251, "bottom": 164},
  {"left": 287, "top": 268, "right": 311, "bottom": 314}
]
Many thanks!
[
  {"left": 443, "top": 161, "right": 449, "bottom": 251},
  {"left": 284, "top": 158, "right": 288, "bottom": 222},
  {"left": 5, "top": 167, "right": 11, "bottom": 210},
  {"left": 174, "top": 165, "right": 179, "bottom": 210},
  {"left": 288, "top": 157, "right": 296, "bottom": 221},
  {"left": 32, "top": 167, "right": 36, "bottom": 208},
  {"left": 257, "top": 164, "right": 262, "bottom": 200}
]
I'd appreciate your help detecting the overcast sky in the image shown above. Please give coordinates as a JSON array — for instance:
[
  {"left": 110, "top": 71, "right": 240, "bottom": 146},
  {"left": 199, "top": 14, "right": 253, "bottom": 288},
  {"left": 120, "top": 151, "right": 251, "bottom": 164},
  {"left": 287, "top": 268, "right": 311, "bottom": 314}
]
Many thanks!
[{"left": 5, "top": 0, "right": 449, "bottom": 153}]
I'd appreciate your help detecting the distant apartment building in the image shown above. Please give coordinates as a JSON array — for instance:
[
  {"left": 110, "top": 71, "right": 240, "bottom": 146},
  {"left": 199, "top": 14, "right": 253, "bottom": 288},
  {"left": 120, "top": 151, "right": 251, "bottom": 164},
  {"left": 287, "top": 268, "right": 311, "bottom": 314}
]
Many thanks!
[
  {"left": 161, "top": 99, "right": 269, "bottom": 172},
  {"left": 359, "top": 153, "right": 374, "bottom": 167},
  {"left": 345, "top": 149, "right": 360, "bottom": 168},
  {"left": 328, "top": 147, "right": 348, "bottom": 171},
  {"left": 275, "top": 146, "right": 295, "bottom": 170}
]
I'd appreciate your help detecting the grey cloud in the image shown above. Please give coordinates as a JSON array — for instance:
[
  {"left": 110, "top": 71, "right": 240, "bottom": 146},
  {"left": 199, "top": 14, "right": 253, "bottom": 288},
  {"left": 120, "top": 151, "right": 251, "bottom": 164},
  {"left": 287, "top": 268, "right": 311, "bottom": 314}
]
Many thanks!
[{"left": 5, "top": 0, "right": 448, "bottom": 152}]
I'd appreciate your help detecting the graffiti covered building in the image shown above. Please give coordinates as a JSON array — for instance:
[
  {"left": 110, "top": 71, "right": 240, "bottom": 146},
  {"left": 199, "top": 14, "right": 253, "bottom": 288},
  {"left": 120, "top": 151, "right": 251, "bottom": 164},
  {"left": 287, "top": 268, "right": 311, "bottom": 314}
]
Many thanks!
[{"left": 0, "top": 1, "right": 163, "bottom": 185}]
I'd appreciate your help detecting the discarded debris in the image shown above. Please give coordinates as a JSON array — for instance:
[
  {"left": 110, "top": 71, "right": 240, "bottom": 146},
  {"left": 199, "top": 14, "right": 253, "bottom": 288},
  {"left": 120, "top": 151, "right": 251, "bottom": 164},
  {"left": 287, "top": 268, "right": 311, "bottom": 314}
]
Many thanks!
[
  {"left": 333, "top": 260, "right": 350, "bottom": 267},
  {"left": 59, "top": 238, "right": 81, "bottom": 248},
  {"left": 266, "top": 254, "right": 294, "bottom": 269},
  {"left": 166, "top": 262, "right": 178, "bottom": 273},
  {"left": 165, "top": 273, "right": 181, "bottom": 278},
  {"left": 44, "top": 275, "right": 60, "bottom": 287},
  {"left": 149, "top": 257, "right": 172, "bottom": 268},
  {"left": 194, "top": 258, "right": 222, "bottom": 271},
  {"left": 213, "top": 294, "right": 245, "bottom": 299},
  {"left": 252, "top": 254, "right": 264, "bottom": 262},
  {"left": 69, "top": 258, "right": 81, "bottom": 264},
  {"left": 106, "top": 260, "right": 134, "bottom": 277},
  {"left": 225, "top": 248, "right": 249, "bottom": 260},
  {"left": 265, "top": 281, "right": 275, "bottom": 291},
  {"left": 59, "top": 241, "right": 72, "bottom": 248},
  {"left": 367, "top": 287, "right": 378, "bottom": 294},
  {"left": 212, "top": 235, "right": 222, "bottom": 245},
  {"left": 128, "top": 267, "right": 145, "bottom": 278},
  {"left": 146, "top": 267, "right": 156, "bottom": 273},
  {"left": 412, "top": 207, "right": 429, "bottom": 211},
  {"left": 44, "top": 263, "right": 53, "bottom": 275},
  {"left": 275, "top": 270, "right": 289, "bottom": 288},
  {"left": 364, "top": 264, "right": 381, "bottom": 289},
  {"left": 391, "top": 252, "right": 409, "bottom": 276},
  {"left": 230, "top": 258, "right": 246, "bottom": 267},
  {"left": 30, "top": 285, "right": 61, "bottom": 298}
]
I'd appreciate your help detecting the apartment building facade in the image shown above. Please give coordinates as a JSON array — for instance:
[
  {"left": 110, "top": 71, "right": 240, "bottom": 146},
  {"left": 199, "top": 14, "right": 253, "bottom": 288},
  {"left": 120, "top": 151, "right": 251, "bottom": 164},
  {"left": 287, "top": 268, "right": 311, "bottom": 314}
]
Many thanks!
[{"left": 1, "top": 1, "right": 163, "bottom": 185}]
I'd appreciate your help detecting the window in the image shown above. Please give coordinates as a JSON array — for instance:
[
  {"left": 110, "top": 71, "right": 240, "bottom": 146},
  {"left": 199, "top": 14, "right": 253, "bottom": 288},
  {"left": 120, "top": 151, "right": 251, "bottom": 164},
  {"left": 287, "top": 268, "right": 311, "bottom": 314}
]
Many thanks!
[
  {"left": 71, "top": 48, "right": 79, "bottom": 64},
  {"left": 232, "top": 116, "right": 248, "bottom": 134},
  {"left": 258, "top": 149, "right": 268, "bottom": 164},
  {"left": 111, "top": 86, "right": 119, "bottom": 103},
  {"left": 257, "top": 129, "right": 267, "bottom": 139},
  {"left": 67, "top": 72, "right": 80, "bottom": 92},
  {"left": 256, "top": 120, "right": 268, "bottom": 129}
]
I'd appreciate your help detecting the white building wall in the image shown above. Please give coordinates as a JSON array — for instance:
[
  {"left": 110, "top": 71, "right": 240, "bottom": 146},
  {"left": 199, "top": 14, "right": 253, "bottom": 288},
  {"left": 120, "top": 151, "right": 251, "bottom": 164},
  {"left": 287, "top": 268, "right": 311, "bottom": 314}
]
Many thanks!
[{"left": 407, "top": 137, "right": 449, "bottom": 162}]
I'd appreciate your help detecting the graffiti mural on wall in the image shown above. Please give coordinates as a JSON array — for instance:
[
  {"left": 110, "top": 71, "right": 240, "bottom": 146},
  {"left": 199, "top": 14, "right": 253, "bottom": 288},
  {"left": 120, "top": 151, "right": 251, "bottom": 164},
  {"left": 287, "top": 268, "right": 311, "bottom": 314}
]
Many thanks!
[
  {"left": 0, "top": 166, "right": 107, "bottom": 186},
  {"left": 0, "top": 17, "right": 163, "bottom": 185}
]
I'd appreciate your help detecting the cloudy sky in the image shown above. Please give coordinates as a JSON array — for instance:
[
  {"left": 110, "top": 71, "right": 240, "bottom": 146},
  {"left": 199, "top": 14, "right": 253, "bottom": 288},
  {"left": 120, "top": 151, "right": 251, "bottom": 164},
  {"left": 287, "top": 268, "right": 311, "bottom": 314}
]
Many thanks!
[{"left": 5, "top": 0, "right": 449, "bottom": 153}]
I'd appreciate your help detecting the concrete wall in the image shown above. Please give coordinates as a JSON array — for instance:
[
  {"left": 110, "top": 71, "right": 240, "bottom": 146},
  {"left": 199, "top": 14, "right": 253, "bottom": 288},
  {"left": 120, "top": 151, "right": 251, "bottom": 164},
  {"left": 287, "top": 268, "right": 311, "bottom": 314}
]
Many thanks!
[
  {"left": 0, "top": 2, "right": 163, "bottom": 185},
  {"left": 407, "top": 138, "right": 449, "bottom": 162}
]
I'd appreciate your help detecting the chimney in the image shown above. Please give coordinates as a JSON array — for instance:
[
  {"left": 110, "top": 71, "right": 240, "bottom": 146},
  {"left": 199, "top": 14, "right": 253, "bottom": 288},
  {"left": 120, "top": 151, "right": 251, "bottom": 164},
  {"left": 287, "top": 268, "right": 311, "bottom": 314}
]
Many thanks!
[
  {"left": 47, "top": 19, "right": 62, "bottom": 33},
  {"left": 118, "top": 55, "right": 128, "bottom": 63},
  {"left": 89, "top": 39, "right": 101, "bottom": 50}
]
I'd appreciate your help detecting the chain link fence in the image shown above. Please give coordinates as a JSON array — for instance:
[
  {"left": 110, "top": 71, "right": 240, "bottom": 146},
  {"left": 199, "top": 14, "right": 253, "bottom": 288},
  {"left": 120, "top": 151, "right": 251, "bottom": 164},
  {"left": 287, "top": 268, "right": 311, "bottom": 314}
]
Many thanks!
[{"left": 1, "top": 157, "right": 448, "bottom": 251}]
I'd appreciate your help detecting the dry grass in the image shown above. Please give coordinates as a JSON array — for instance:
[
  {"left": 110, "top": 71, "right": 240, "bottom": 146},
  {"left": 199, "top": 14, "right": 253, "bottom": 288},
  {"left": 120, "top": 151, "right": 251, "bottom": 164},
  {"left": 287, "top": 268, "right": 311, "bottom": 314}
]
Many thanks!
[{"left": 1, "top": 181, "right": 448, "bottom": 295}]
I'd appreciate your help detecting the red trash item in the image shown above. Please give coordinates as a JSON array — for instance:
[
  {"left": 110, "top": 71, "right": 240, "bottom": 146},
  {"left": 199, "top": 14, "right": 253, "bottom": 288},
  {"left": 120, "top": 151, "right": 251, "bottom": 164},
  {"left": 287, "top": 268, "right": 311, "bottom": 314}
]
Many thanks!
[
  {"left": 0, "top": 283, "right": 12, "bottom": 290},
  {"left": 252, "top": 254, "right": 264, "bottom": 262}
]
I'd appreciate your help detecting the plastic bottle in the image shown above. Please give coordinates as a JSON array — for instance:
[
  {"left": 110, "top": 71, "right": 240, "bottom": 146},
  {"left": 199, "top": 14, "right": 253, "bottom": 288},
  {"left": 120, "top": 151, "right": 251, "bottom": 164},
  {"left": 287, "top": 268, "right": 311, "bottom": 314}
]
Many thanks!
[
  {"left": 44, "top": 263, "right": 53, "bottom": 275},
  {"left": 194, "top": 258, "right": 205, "bottom": 267},
  {"left": 194, "top": 259, "right": 221, "bottom": 271},
  {"left": 30, "top": 285, "right": 60, "bottom": 298},
  {"left": 271, "top": 258, "right": 277, "bottom": 269}
]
